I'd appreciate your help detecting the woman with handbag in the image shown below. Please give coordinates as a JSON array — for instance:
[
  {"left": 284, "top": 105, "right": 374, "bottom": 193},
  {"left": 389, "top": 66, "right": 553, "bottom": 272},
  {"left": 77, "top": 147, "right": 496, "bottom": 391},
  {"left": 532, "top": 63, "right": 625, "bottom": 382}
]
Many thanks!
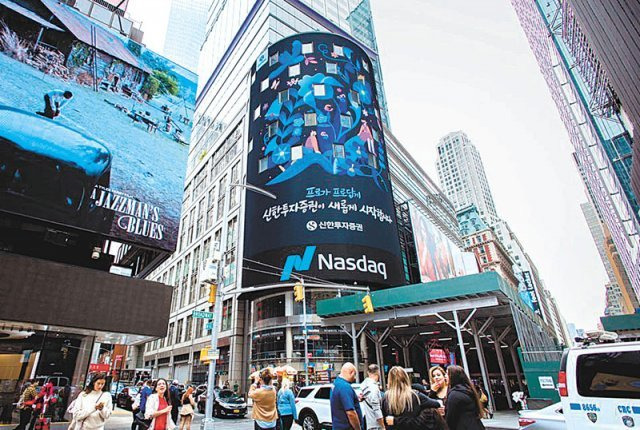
[
  {"left": 71, "top": 373, "right": 112, "bottom": 430},
  {"left": 144, "top": 379, "right": 174, "bottom": 430},
  {"left": 178, "top": 387, "right": 195, "bottom": 430}
]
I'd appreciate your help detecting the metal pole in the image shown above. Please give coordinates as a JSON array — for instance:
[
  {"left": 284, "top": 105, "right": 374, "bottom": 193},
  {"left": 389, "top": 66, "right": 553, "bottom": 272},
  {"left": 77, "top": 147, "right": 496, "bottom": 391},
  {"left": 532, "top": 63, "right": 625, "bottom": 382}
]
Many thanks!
[
  {"left": 302, "top": 281, "right": 309, "bottom": 386},
  {"left": 453, "top": 310, "right": 469, "bottom": 375},
  {"left": 351, "top": 323, "right": 359, "bottom": 383},
  {"left": 471, "top": 320, "right": 494, "bottom": 414},
  {"left": 509, "top": 345, "right": 525, "bottom": 392},
  {"left": 203, "top": 184, "right": 231, "bottom": 430},
  {"left": 491, "top": 329, "right": 513, "bottom": 409}
]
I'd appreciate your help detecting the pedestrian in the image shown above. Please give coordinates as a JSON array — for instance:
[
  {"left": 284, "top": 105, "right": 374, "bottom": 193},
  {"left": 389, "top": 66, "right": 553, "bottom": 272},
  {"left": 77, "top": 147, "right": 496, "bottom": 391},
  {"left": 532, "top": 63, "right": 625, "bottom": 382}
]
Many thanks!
[
  {"left": 42, "top": 90, "right": 73, "bottom": 119},
  {"left": 473, "top": 383, "right": 491, "bottom": 419},
  {"left": 178, "top": 387, "right": 195, "bottom": 430},
  {"left": 131, "top": 379, "right": 153, "bottom": 430},
  {"left": 168, "top": 381, "right": 180, "bottom": 426},
  {"left": 421, "top": 378, "right": 430, "bottom": 391},
  {"left": 71, "top": 373, "right": 112, "bottom": 430},
  {"left": 330, "top": 363, "right": 362, "bottom": 430},
  {"left": 382, "top": 367, "right": 447, "bottom": 430},
  {"left": 57, "top": 384, "right": 71, "bottom": 422},
  {"left": 13, "top": 380, "right": 37, "bottom": 430},
  {"left": 445, "top": 366, "right": 485, "bottom": 430},
  {"left": 144, "top": 379, "right": 174, "bottom": 430},
  {"left": 428, "top": 365, "right": 448, "bottom": 416},
  {"left": 248, "top": 368, "right": 278, "bottom": 430},
  {"left": 360, "top": 364, "right": 384, "bottom": 430},
  {"left": 276, "top": 378, "right": 297, "bottom": 430},
  {"left": 29, "top": 382, "right": 57, "bottom": 430}
]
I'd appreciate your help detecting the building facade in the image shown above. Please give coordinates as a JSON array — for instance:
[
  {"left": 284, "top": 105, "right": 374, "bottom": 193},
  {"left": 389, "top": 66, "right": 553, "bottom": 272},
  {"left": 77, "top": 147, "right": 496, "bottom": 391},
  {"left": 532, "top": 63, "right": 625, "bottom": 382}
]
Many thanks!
[
  {"left": 162, "top": 0, "right": 209, "bottom": 72},
  {"left": 436, "top": 131, "right": 500, "bottom": 227},
  {"left": 510, "top": 0, "right": 640, "bottom": 302},
  {"left": 141, "top": 0, "right": 462, "bottom": 388}
]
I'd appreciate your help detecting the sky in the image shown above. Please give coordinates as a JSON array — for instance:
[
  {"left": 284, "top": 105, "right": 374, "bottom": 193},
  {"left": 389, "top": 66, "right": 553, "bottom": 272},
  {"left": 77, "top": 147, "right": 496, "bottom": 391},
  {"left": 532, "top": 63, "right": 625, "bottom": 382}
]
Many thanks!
[{"left": 126, "top": 0, "right": 608, "bottom": 329}]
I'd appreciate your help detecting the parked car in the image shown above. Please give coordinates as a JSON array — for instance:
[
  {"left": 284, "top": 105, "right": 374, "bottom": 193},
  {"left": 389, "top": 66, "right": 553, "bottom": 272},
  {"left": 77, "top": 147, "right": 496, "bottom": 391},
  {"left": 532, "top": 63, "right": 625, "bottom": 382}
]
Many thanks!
[
  {"left": 518, "top": 403, "right": 565, "bottom": 429},
  {"left": 295, "top": 384, "right": 361, "bottom": 430},
  {"left": 116, "top": 386, "right": 139, "bottom": 410},
  {"left": 197, "top": 389, "right": 246, "bottom": 418}
]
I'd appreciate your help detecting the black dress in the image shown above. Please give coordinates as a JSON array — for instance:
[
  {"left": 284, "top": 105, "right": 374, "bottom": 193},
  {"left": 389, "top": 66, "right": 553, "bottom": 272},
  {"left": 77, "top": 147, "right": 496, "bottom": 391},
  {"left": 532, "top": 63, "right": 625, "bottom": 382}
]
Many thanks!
[
  {"left": 445, "top": 385, "right": 485, "bottom": 430},
  {"left": 382, "top": 391, "right": 446, "bottom": 430}
]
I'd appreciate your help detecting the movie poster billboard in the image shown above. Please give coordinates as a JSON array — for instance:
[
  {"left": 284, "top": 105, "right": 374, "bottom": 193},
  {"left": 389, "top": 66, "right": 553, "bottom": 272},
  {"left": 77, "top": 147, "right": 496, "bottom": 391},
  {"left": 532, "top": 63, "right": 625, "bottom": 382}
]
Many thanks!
[
  {"left": 242, "top": 33, "right": 404, "bottom": 288},
  {"left": 515, "top": 268, "right": 542, "bottom": 316},
  {"left": 0, "top": 0, "right": 195, "bottom": 251},
  {"left": 408, "top": 204, "right": 477, "bottom": 283}
]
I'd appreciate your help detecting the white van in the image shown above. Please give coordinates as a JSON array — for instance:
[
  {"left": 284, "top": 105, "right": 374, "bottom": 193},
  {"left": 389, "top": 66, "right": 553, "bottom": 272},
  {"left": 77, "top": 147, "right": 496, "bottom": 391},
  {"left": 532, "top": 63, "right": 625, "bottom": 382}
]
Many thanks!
[{"left": 558, "top": 337, "right": 640, "bottom": 429}]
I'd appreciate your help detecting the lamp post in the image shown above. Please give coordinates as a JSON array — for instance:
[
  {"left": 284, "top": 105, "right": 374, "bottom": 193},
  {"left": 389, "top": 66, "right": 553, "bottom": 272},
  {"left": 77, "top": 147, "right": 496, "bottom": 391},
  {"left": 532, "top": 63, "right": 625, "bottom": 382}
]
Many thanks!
[{"left": 202, "top": 182, "right": 276, "bottom": 430}]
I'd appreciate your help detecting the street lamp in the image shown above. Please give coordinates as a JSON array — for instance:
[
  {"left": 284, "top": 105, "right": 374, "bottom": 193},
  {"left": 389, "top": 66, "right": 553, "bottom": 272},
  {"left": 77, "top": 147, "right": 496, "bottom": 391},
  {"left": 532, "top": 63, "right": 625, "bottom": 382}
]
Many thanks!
[{"left": 202, "top": 182, "right": 276, "bottom": 430}]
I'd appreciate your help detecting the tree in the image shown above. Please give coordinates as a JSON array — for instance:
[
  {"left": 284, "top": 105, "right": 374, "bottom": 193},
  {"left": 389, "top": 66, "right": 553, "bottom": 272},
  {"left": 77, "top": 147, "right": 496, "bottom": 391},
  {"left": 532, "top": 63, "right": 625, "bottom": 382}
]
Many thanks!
[
  {"left": 141, "top": 74, "right": 160, "bottom": 99},
  {"left": 152, "top": 70, "right": 179, "bottom": 96}
]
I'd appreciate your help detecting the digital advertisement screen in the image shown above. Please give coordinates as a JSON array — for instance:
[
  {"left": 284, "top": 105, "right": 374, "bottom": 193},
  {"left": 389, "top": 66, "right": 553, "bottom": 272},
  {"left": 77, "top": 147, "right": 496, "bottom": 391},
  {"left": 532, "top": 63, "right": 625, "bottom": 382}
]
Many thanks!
[
  {"left": 409, "top": 204, "right": 478, "bottom": 283},
  {"left": 0, "top": 0, "right": 195, "bottom": 251},
  {"left": 243, "top": 33, "right": 404, "bottom": 288}
]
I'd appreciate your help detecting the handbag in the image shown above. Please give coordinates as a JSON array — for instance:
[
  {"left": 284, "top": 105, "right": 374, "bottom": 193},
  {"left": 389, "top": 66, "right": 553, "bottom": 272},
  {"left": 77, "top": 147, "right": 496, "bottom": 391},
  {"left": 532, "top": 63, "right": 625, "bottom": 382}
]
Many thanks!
[
  {"left": 34, "top": 416, "right": 50, "bottom": 430},
  {"left": 134, "top": 410, "right": 152, "bottom": 429}
]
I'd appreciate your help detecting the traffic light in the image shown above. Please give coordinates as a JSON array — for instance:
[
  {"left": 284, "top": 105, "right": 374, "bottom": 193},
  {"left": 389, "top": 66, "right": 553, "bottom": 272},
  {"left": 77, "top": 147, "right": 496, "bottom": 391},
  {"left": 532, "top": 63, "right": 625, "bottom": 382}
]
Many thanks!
[
  {"left": 294, "top": 283, "right": 305, "bottom": 302},
  {"left": 362, "top": 294, "right": 374, "bottom": 314},
  {"left": 208, "top": 284, "right": 217, "bottom": 304}
]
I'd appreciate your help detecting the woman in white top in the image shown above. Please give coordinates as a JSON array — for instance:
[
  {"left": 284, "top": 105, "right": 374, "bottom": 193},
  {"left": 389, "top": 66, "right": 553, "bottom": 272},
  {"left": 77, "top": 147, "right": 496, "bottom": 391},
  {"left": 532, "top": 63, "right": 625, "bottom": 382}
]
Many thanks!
[
  {"left": 144, "top": 379, "right": 175, "bottom": 430},
  {"left": 72, "top": 373, "right": 112, "bottom": 430}
]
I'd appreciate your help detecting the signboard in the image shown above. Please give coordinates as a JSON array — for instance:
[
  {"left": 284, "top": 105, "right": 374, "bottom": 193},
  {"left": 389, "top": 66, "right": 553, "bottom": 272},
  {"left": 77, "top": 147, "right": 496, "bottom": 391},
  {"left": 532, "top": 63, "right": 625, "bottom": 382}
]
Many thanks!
[
  {"left": 316, "top": 370, "right": 330, "bottom": 384},
  {"left": 0, "top": 4, "right": 196, "bottom": 252},
  {"left": 109, "top": 265, "right": 133, "bottom": 277},
  {"left": 539, "top": 376, "right": 555, "bottom": 390},
  {"left": 242, "top": 32, "right": 403, "bottom": 288},
  {"left": 89, "top": 363, "right": 110, "bottom": 373},
  {"left": 429, "top": 349, "right": 448, "bottom": 364},
  {"left": 409, "top": 205, "right": 477, "bottom": 283},
  {"left": 200, "top": 348, "right": 219, "bottom": 362},
  {"left": 192, "top": 311, "right": 214, "bottom": 319},
  {"left": 521, "top": 270, "right": 542, "bottom": 316},
  {"left": 205, "top": 322, "right": 213, "bottom": 330}
]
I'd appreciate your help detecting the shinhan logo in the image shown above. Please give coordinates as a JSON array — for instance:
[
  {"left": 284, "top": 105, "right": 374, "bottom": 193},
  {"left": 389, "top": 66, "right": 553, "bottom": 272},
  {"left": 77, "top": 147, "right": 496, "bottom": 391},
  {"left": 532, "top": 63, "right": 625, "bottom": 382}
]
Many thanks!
[
  {"left": 280, "top": 246, "right": 316, "bottom": 281},
  {"left": 280, "top": 246, "right": 388, "bottom": 281}
]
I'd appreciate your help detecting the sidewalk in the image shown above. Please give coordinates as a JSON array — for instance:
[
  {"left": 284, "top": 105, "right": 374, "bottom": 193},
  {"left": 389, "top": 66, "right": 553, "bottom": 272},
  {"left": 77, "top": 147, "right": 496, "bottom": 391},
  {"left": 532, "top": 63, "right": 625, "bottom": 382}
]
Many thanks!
[{"left": 482, "top": 410, "right": 519, "bottom": 430}]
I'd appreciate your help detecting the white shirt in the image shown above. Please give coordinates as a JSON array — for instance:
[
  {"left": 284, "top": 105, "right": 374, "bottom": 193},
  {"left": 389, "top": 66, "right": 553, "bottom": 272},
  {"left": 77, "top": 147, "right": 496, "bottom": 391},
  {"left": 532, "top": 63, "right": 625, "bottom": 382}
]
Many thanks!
[
  {"left": 360, "top": 377, "right": 383, "bottom": 430},
  {"left": 72, "top": 391, "right": 112, "bottom": 430}
]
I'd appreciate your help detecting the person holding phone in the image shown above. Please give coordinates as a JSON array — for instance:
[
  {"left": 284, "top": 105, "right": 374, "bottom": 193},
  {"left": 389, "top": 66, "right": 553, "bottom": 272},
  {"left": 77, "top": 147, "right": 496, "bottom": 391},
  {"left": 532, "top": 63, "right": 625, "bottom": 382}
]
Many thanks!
[
  {"left": 71, "top": 373, "right": 112, "bottom": 430},
  {"left": 145, "top": 379, "right": 174, "bottom": 430},
  {"left": 248, "top": 369, "right": 277, "bottom": 430}
]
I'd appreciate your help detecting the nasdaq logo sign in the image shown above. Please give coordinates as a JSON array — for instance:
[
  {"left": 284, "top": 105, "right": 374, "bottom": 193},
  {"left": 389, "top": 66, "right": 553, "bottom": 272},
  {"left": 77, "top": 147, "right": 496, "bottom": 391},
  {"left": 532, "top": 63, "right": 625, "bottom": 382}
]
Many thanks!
[{"left": 281, "top": 246, "right": 316, "bottom": 281}]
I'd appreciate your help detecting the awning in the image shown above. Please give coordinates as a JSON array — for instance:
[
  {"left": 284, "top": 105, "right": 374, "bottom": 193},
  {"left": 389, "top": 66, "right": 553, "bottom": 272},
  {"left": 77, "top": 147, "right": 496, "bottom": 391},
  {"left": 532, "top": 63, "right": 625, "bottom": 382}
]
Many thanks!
[{"left": 0, "top": 0, "right": 64, "bottom": 31}]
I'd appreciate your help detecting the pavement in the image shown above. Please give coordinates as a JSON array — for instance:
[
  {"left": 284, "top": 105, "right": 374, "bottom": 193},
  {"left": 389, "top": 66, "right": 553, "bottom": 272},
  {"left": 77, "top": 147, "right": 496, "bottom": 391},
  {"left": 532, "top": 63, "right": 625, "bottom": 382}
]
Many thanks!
[{"left": 1, "top": 406, "right": 519, "bottom": 430}]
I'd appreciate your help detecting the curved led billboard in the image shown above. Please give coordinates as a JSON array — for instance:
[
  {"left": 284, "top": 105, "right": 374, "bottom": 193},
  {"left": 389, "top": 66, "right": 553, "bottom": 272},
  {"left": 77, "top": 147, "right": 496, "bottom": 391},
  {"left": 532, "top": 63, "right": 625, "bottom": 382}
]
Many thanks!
[
  {"left": 243, "top": 33, "right": 403, "bottom": 288},
  {"left": 0, "top": 0, "right": 194, "bottom": 252}
]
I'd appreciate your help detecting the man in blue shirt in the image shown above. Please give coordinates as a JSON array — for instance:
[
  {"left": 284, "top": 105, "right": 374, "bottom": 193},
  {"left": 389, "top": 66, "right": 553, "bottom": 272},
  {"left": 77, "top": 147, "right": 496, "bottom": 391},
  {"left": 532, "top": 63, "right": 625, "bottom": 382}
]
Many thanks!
[{"left": 330, "top": 363, "right": 363, "bottom": 430}]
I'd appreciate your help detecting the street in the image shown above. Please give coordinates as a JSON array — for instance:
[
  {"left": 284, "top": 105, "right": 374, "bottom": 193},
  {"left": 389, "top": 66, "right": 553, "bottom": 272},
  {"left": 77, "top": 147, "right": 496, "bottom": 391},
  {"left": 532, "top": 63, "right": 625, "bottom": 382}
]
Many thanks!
[{"left": 0, "top": 406, "right": 516, "bottom": 430}]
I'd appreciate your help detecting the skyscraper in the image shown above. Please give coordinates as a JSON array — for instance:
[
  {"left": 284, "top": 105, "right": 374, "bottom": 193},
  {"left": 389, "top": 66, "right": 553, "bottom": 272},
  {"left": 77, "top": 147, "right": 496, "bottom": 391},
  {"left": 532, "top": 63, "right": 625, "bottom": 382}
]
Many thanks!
[
  {"left": 510, "top": 0, "right": 640, "bottom": 301},
  {"left": 436, "top": 131, "right": 499, "bottom": 227},
  {"left": 162, "top": 0, "right": 209, "bottom": 72}
]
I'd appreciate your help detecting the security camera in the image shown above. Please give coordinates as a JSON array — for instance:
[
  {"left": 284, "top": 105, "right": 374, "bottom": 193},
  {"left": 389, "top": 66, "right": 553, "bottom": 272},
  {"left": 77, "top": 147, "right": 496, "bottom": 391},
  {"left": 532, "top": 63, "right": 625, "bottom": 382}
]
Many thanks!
[{"left": 91, "top": 247, "right": 101, "bottom": 260}]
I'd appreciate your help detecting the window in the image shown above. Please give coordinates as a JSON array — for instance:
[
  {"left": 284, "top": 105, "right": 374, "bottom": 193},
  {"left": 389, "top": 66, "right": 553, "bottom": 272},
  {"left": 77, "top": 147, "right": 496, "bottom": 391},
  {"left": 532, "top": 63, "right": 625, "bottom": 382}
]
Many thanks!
[
  {"left": 176, "top": 319, "right": 183, "bottom": 344},
  {"left": 259, "top": 157, "right": 269, "bottom": 173},
  {"left": 313, "top": 84, "right": 325, "bottom": 97},
  {"left": 226, "top": 217, "right": 237, "bottom": 251},
  {"left": 167, "top": 322, "right": 174, "bottom": 345},
  {"left": 297, "top": 388, "right": 313, "bottom": 399},
  {"left": 326, "top": 62, "right": 337, "bottom": 74},
  {"left": 185, "top": 316, "right": 193, "bottom": 341},
  {"left": 367, "top": 153, "right": 378, "bottom": 168},
  {"left": 256, "top": 295, "right": 285, "bottom": 321},
  {"left": 340, "top": 114, "right": 352, "bottom": 128},
  {"left": 291, "top": 145, "right": 303, "bottom": 161},
  {"left": 577, "top": 351, "right": 640, "bottom": 399},
  {"left": 350, "top": 90, "right": 359, "bottom": 104},
  {"left": 221, "top": 299, "right": 233, "bottom": 331},
  {"left": 304, "top": 112, "right": 317, "bottom": 126},
  {"left": 333, "top": 144, "right": 345, "bottom": 158},
  {"left": 267, "top": 121, "right": 278, "bottom": 137},
  {"left": 269, "top": 52, "right": 278, "bottom": 66},
  {"left": 217, "top": 176, "right": 227, "bottom": 220},
  {"left": 333, "top": 45, "right": 343, "bottom": 56},
  {"left": 254, "top": 105, "right": 260, "bottom": 120},
  {"left": 302, "top": 42, "right": 313, "bottom": 54},
  {"left": 289, "top": 64, "right": 300, "bottom": 76},
  {"left": 260, "top": 78, "right": 269, "bottom": 92},
  {"left": 315, "top": 387, "right": 331, "bottom": 399},
  {"left": 278, "top": 89, "right": 289, "bottom": 103},
  {"left": 206, "top": 187, "right": 216, "bottom": 229}
]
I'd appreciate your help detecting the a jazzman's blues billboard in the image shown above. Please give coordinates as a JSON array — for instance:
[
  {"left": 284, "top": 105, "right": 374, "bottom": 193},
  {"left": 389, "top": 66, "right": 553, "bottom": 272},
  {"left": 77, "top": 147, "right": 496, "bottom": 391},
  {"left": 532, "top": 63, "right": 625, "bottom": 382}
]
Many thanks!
[
  {"left": 0, "top": 0, "right": 195, "bottom": 251},
  {"left": 243, "top": 33, "right": 404, "bottom": 287}
]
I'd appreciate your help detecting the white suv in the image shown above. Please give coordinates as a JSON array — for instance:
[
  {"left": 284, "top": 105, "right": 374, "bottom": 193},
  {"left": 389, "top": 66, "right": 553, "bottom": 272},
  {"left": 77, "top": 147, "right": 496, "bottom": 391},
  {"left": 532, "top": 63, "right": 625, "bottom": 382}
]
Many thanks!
[
  {"left": 559, "top": 336, "right": 640, "bottom": 429},
  {"left": 295, "top": 383, "right": 362, "bottom": 430}
]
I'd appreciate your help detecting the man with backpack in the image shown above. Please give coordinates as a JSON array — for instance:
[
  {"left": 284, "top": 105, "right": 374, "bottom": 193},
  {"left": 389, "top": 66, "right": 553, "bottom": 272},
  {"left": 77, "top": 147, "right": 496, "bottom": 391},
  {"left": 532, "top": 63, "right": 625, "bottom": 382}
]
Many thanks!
[{"left": 360, "top": 365, "right": 384, "bottom": 430}]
